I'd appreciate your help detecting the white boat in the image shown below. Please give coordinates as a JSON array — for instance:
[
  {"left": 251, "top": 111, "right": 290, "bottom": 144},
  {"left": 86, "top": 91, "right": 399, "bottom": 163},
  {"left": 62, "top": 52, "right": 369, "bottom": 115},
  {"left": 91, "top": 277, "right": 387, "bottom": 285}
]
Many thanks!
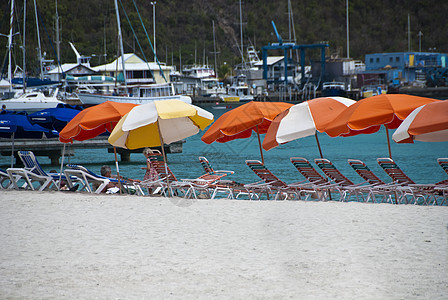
[
  {"left": 220, "top": 75, "right": 254, "bottom": 102},
  {"left": 76, "top": 83, "right": 192, "bottom": 105},
  {"left": 182, "top": 65, "right": 215, "bottom": 79},
  {"left": 1, "top": 88, "right": 64, "bottom": 112},
  {"left": 197, "top": 78, "right": 226, "bottom": 97}
]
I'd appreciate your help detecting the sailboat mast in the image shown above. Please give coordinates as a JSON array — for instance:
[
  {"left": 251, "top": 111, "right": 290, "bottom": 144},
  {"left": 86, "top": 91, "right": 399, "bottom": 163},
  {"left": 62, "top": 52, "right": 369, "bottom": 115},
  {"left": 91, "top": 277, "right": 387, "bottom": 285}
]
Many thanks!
[
  {"left": 23, "top": 0, "right": 27, "bottom": 93},
  {"left": 55, "top": 0, "right": 61, "bottom": 79},
  {"left": 33, "top": 0, "right": 43, "bottom": 80},
  {"left": 8, "top": 0, "right": 14, "bottom": 92},
  {"left": 346, "top": 0, "right": 350, "bottom": 58},
  {"left": 212, "top": 20, "right": 217, "bottom": 77},
  {"left": 114, "top": 0, "right": 127, "bottom": 87},
  {"left": 239, "top": 0, "right": 243, "bottom": 66}
]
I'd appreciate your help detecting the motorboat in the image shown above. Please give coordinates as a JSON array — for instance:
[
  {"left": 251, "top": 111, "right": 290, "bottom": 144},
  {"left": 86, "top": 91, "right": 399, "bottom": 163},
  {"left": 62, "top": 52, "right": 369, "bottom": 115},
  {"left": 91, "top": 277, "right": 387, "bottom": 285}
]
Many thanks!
[
  {"left": 0, "top": 88, "right": 64, "bottom": 113},
  {"left": 220, "top": 75, "right": 254, "bottom": 102},
  {"left": 321, "top": 82, "right": 347, "bottom": 97}
]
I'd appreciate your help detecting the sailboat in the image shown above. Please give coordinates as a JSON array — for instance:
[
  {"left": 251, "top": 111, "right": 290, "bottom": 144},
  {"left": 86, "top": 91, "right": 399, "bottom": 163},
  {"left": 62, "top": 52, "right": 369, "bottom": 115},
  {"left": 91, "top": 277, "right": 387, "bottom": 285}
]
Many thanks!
[
  {"left": 76, "top": 0, "right": 191, "bottom": 106},
  {"left": 0, "top": 0, "right": 64, "bottom": 112},
  {"left": 219, "top": 1, "right": 254, "bottom": 103}
]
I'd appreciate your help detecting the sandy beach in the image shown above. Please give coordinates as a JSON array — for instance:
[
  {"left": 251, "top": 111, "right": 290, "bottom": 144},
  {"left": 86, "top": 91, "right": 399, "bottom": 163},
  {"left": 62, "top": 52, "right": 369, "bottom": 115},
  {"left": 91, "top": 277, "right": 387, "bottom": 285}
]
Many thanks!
[{"left": 0, "top": 190, "right": 447, "bottom": 299}]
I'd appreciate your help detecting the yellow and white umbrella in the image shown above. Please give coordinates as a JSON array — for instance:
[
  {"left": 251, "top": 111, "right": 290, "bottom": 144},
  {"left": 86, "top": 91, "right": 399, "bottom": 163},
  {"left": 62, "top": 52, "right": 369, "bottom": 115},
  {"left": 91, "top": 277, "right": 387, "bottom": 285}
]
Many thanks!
[
  {"left": 108, "top": 100, "right": 214, "bottom": 195},
  {"left": 109, "top": 99, "right": 214, "bottom": 149}
]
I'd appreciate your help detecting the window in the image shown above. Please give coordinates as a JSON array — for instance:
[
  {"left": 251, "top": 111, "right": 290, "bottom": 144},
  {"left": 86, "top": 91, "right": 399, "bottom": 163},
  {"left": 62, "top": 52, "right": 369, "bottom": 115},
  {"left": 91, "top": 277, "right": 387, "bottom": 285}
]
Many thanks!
[
  {"left": 376, "top": 58, "right": 380, "bottom": 63},
  {"left": 389, "top": 57, "right": 393, "bottom": 63},
  {"left": 370, "top": 58, "right": 373, "bottom": 63},
  {"left": 396, "top": 57, "right": 400, "bottom": 62}
]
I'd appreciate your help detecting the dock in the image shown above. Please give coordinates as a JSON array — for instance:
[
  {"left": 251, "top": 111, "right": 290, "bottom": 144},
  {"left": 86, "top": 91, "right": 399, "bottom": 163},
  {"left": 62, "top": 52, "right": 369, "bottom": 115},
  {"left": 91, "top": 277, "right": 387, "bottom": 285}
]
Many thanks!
[{"left": 0, "top": 137, "right": 184, "bottom": 166}]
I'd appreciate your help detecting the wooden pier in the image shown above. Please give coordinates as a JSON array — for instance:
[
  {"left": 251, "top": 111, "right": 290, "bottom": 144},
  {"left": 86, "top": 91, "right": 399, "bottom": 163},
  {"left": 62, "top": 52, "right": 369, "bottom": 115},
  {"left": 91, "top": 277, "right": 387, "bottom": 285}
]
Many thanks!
[{"left": 0, "top": 137, "right": 184, "bottom": 166}]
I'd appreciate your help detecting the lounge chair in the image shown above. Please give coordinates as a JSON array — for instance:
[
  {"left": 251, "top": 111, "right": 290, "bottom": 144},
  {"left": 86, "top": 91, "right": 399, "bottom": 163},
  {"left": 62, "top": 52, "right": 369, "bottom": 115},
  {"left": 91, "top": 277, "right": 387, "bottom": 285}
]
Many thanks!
[
  {"left": 377, "top": 157, "right": 437, "bottom": 205},
  {"left": 7, "top": 150, "right": 61, "bottom": 191},
  {"left": 315, "top": 158, "right": 375, "bottom": 202},
  {"left": 347, "top": 159, "right": 400, "bottom": 203},
  {"left": 64, "top": 164, "right": 111, "bottom": 193},
  {"left": 197, "top": 156, "right": 242, "bottom": 199},
  {"left": 64, "top": 164, "right": 139, "bottom": 194},
  {"left": 437, "top": 158, "right": 448, "bottom": 176},
  {"left": 199, "top": 156, "right": 234, "bottom": 177},
  {"left": 141, "top": 152, "right": 213, "bottom": 199},
  {"left": 289, "top": 157, "right": 342, "bottom": 201},
  {"left": 1, "top": 168, "right": 17, "bottom": 189},
  {"left": 245, "top": 160, "right": 315, "bottom": 200},
  {"left": 435, "top": 158, "right": 448, "bottom": 205},
  {"left": 437, "top": 158, "right": 448, "bottom": 185}
]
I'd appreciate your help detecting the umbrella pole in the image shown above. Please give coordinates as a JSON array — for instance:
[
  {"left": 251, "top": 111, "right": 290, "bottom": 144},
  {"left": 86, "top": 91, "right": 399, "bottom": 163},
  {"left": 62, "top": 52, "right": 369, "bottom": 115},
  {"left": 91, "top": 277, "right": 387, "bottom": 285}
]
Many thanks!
[
  {"left": 256, "top": 125, "right": 265, "bottom": 165},
  {"left": 385, "top": 126, "right": 392, "bottom": 158},
  {"left": 113, "top": 146, "right": 122, "bottom": 195},
  {"left": 314, "top": 133, "right": 324, "bottom": 158},
  {"left": 157, "top": 120, "right": 171, "bottom": 197},
  {"left": 58, "top": 143, "right": 66, "bottom": 190},
  {"left": 11, "top": 132, "right": 15, "bottom": 168},
  {"left": 110, "top": 122, "right": 122, "bottom": 194}
]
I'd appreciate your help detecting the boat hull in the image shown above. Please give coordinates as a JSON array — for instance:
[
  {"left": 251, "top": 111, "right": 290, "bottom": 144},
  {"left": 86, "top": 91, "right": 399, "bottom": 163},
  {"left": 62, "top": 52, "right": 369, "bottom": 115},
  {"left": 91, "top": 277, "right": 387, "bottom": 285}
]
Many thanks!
[
  {"left": 0, "top": 94, "right": 64, "bottom": 113},
  {"left": 77, "top": 93, "right": 192, "bottom": 105}
]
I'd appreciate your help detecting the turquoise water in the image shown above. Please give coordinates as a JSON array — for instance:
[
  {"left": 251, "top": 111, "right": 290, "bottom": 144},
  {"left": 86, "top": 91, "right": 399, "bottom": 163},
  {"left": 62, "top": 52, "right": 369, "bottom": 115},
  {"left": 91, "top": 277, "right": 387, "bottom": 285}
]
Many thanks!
[{"left": 1, "top": 103, "right": 447, "bottom": 186}]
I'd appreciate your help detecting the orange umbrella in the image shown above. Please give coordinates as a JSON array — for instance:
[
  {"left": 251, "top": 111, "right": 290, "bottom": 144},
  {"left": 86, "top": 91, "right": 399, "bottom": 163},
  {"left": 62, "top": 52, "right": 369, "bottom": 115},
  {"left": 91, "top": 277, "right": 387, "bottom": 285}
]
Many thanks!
[
  {"left": 58, "top": 101, "right": 138, "bottom": 193},
  {"left": 324, "top": 94, "right": 440, "bottom": 157},
  {"left": 201, "top": 101, "right": 293, "bottom": 164},
  {"left": 59, "top": 101, "right": 138, "bottom": 143},
  {"left": 392, "top": 101, "right": 448, "bottom": 143},
  {"left": 263, "top": 97, "right": 356, "bottom": 157}
]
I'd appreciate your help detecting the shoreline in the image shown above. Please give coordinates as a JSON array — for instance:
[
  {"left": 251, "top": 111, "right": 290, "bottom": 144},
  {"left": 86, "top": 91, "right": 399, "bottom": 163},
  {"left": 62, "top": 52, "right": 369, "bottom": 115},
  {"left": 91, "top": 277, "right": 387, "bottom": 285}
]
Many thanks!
[{"left": 1, "top": 190, "right": 447, "bottom": 299}]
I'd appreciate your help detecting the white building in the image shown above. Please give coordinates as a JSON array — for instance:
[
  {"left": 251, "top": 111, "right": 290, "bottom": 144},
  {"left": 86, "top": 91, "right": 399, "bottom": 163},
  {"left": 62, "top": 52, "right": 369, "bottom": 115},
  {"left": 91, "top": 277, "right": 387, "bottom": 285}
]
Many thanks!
[{"left": 93, "top": 53, "right": 172, "bottom": 84}]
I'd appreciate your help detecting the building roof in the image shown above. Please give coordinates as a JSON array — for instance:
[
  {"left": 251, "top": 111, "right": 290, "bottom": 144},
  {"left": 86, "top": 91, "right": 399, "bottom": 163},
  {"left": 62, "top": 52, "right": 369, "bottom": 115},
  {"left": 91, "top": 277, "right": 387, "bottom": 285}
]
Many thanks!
[
  {"left": 47, "top": 63, "right": 97, "bottom": 74},
  {"left": 93, "top": 53, "right": 172, "bottom": 72}
]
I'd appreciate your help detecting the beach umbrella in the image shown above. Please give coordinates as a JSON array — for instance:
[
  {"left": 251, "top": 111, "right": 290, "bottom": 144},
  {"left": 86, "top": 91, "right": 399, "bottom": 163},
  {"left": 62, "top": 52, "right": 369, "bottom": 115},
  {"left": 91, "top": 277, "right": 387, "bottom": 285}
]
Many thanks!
[
  {"left": 201, "top": 101, "right": 293, "bottom": 164},
  {"left": 59, "top": 101, "right": 138, "bottom": 143},
  {"left": 324, "top": 94, "right": 440, "bottom": 158},
  {"left": 262, "top": 97, "right": 356, "bottom": 157},
  {"left": 0, "top": 110, "right": 53, "bottom": 167},
  {"left": 58, "top": 101, "right": 138, "bottom": 193},
  {"left": 392, "top": 100, "right": 448, "bottom": 143},
  {"left": 28, "top": 104, "right": 83, "bottom": 132},
  {"left": 108, "top": 99, "right": 214, "bottom": 194}
]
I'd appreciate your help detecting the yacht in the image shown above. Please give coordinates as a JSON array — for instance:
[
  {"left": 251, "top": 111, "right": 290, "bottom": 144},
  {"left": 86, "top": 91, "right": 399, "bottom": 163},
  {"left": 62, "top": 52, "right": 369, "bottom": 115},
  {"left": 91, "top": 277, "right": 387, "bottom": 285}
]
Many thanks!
[
  {"left": 197, "top": 78, "right": 226, "bottom": 97},
  {"left": 76, "top": 83, "right": 192, "bottom": 105},
  {"left": 1, "top": 87, "right": 64, "bottom": 113},
  {"left": 220, "top": 75, "right": 254, "bottom": 102}
]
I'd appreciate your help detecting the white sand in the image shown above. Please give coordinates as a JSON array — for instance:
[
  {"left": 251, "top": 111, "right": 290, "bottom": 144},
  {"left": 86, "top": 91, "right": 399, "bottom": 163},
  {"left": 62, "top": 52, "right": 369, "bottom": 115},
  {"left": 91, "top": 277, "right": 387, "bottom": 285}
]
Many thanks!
[{"left": 0, "top": 190, "right": 447, "bottom": 299}]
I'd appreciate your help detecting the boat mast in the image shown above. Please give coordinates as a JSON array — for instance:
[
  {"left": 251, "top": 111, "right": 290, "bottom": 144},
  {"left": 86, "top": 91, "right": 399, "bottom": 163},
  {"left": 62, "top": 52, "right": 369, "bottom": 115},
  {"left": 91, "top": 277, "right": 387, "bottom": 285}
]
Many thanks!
[
  {"left": 55, "top": 0, "right": 61, "bottom": 80},
  {"left": 212, "top": 20, "right": 218, "bottom": 77},
  {"left": 346, "top": 0, "right": 349, "bottom": 58},
  {"left": 7, "top": 0, "right": 14, "bottom": 92},
  {"left": 239, "top": 0, "right": 244, "bottom": 67},
  {"left": 114, "top": 0, "right": 127, "bottom": 87},
  {"left": 33, "top": 0, "right": 43, "bottom": 80},
  {"left": 22, "top": 0, "right": 27, "bottom": 93}
]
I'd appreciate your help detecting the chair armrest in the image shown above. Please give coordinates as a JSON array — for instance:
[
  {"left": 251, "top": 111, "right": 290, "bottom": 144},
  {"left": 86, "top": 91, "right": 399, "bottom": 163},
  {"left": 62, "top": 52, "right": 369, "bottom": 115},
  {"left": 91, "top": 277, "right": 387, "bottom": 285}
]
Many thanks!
[{"left": 214, "top": 170, "right": 235, "bottom": 175}]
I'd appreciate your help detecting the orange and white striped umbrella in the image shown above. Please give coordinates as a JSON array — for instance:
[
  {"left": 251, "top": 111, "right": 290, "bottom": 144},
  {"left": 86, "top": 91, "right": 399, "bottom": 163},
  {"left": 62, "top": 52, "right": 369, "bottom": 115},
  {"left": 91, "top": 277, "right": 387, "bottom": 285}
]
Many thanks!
[
  {"left": 263, "top": 97, "right": 356, "bottom": 157},
  {"left": 324, "top": 94, "right": 440, "bottom": 157},
  {"left": 392, "top": 101, "right": 448, "bottom": 143}
]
